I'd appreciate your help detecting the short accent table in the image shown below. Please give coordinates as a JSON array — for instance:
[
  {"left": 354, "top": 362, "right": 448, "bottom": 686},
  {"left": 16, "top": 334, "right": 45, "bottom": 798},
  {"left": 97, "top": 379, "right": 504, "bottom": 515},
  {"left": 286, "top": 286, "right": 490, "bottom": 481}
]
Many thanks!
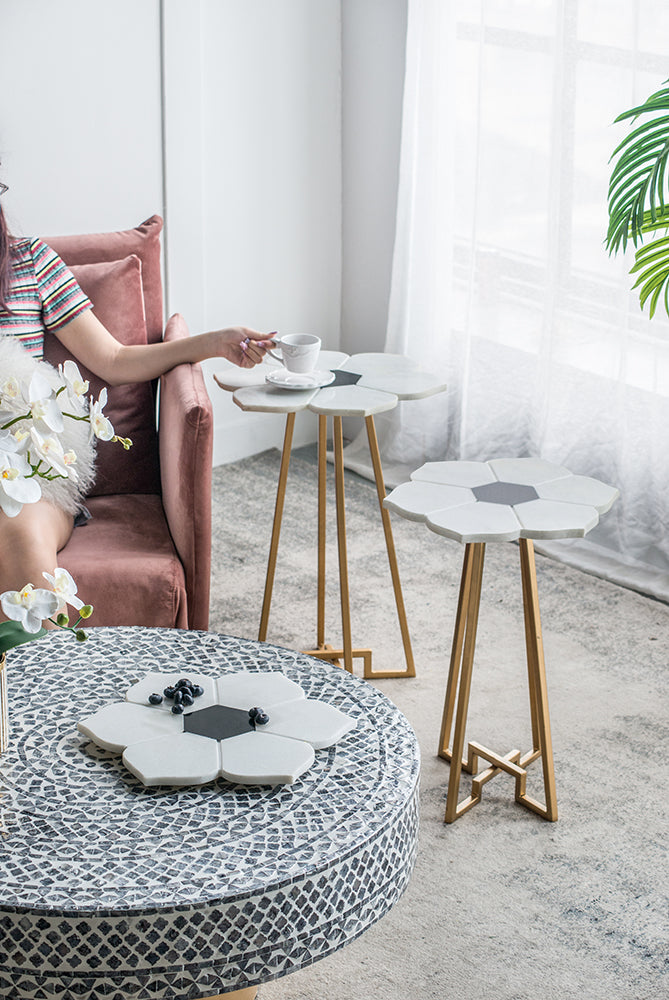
[
  {"left": 214, "top": 352, "right": 446, "bottom": 678},
  {"left": 0, "top": 627, "right": 419, "bottom": 999},
  {"left": 383, "top": 458, "right": 619, "bottom": 823}
]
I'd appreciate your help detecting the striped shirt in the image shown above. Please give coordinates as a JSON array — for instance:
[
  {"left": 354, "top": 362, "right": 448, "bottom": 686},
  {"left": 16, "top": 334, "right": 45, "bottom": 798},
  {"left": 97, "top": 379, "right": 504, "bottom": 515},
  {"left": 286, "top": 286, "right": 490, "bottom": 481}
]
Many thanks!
[{"left": 0, "top": 238, "right": 91, "bottom": 358}]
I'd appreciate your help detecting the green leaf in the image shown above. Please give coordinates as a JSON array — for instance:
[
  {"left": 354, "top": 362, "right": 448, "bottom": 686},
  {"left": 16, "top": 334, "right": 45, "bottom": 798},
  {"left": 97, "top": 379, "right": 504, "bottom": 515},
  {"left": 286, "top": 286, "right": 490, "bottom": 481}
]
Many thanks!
[
  {"left": 606, "top": 80, "right": 669, "bottom": 259},
  {"left": 0, "top": 621, "right": 47, "bottom": 655},
  {"left": 628, "top": 233, "right": 669, "bottom": 318}
]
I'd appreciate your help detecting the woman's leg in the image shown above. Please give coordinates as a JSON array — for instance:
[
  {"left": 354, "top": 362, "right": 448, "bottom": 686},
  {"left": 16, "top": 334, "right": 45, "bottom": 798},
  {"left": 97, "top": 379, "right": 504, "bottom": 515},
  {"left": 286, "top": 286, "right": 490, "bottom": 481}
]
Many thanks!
[{"left": 0, "top": 501, "right": 73, "bottom": 617}]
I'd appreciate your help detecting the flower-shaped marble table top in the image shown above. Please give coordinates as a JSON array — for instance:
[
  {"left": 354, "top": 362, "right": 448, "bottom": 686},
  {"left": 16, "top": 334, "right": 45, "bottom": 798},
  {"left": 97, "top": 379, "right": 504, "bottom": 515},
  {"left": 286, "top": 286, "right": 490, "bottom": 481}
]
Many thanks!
[
  {"left": 213, "top": 350, "right": 448, "bottom": 416},
  {"left": 78, "top": 670, "right": 355, "bottom": 786},
  {"left": 383, "top": 457, "right": 619, "bottom": 543}
]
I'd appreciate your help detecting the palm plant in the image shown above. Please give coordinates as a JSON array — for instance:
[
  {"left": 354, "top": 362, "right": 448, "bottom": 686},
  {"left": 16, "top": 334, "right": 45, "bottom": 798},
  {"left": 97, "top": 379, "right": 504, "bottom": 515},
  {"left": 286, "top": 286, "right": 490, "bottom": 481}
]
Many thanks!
[{"left": 606, "top": 80, "right": 669, "bottom": 318}]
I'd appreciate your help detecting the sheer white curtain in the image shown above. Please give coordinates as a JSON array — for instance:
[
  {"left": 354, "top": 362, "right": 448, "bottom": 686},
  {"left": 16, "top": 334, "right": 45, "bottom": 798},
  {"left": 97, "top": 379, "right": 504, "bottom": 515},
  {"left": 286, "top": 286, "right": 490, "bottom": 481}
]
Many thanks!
[{"left": 344, "top": 0, "right": 669, "bottom": 601}]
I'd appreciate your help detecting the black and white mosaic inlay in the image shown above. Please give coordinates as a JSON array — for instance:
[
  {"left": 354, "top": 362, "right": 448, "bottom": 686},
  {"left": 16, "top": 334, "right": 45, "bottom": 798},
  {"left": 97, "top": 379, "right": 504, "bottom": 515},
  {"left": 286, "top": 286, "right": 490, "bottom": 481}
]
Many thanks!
[{"left": 0, "top": 628, "right": 420, "bottom": 999}]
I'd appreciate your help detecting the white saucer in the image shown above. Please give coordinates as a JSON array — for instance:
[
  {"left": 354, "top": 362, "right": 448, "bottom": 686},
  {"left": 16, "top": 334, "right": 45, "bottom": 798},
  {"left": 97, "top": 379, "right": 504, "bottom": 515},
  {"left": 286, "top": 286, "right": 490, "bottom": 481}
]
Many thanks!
[{"left": 265, "top": 369, "right": 335, "bottom": 390}]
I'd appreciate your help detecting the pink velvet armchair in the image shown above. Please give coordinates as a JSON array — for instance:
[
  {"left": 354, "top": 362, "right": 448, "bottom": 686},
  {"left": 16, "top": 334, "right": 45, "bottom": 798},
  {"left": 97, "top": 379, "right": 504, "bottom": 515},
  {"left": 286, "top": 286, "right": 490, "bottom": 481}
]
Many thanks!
[{"left": 43, "top": 216, "right": 213, "bottom": 630}]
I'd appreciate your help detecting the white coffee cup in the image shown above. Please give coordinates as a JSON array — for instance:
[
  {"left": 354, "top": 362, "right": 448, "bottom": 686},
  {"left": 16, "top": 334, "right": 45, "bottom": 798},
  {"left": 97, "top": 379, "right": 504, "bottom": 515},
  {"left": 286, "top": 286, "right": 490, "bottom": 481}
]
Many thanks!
[{"left": 267, "top": 334, "right": 321, "bottom": 373}]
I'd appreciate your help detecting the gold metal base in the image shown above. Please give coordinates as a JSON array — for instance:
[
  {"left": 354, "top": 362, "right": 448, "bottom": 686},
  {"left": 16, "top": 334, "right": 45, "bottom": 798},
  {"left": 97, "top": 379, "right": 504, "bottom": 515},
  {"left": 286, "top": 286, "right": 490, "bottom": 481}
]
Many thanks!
[
  {"left": 439, "top": 540, "right": 558, "bottom": 823},
  {"left": 258, "top": 412, "right": 415, "bottom": 679}
]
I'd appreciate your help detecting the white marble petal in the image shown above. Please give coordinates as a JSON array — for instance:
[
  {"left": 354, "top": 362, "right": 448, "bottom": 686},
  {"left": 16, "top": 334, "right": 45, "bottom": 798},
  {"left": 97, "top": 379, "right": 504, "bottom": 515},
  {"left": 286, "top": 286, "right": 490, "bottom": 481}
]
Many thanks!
[
  {"left": 383, "top": 481, "right": 475, "bottom": 521},
  {"left": 124, "top": 672, "right": 218, "bottom": 713},
  {"left": 261, "top": 698, "right": 357, "bottom": 750},
  {"left": 219, "top": 731, "right": 315, "bottom": 785},
  {"left": 426, "top": 502, "right": 522, "bottom": 543},
  {"left": 216, "top": 671, "right": 305, "bottom": 711},
  {"left": 233, "top": 384, "right": 318, "bottom": 412},
  {"left": 410, "top": 461, "right": 496, "bottom": 488},
  {"left": 536, "top": 475, "right": 620, "bottom": 513},
  {"left": 78, "top": 702, "right": 182, "bottom": 753},
  {"left": 122, "top": 732, "right": 221, "bottom": 786},
  {"left": 342, "top": 353, "right": 420, "bottom": 376},
  {"left": 212, "top": 363, "right": 278, "bottom": 392},
  {"left": 515, "top": 499, "right": 599, "bottom": 539},
  {"left": 308, "top": 385, "right": 398, "bottom": 416},
  {"left": 317, "top": 350, "right": 350, "bottom": 369},
  {"left": 358, "top": 370, "right": 448, "bottom": 400},
  {"left": 488, "top": 457, "right": 571, "bottom": 486}
]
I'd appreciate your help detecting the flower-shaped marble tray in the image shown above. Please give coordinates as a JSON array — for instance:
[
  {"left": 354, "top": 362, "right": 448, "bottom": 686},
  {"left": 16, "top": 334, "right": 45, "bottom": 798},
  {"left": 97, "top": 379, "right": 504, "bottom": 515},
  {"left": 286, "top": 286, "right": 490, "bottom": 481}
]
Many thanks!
[{"left": 78, "top": 670, "right": 356, "bottom": 786}]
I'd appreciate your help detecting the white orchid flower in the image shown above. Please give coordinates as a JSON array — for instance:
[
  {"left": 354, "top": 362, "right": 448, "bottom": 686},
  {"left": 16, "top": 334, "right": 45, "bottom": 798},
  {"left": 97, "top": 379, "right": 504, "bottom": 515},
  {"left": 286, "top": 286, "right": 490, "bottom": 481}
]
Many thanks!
[
  {"left": 28, "top": 426, "right": 70, "bottom": 478},
  {"left": 28, "top": 372, "right": 64, "bottom": 434},
  {"left": 89, "top": 388, "right": 115, "bottom": 441},
  {"left": 0, "top": 374, "right": 21, "bottom": 402},
  {"left": 0, "top": 447, "right": 42, "bottom": 517},
  {"left": 59, "top": 361, "right": 90, "bottom": 415},
  {"left": 42, "top": 567, "right": 85, "bottom": 612},
  {"left": 0, "top": 583, "right": 59, "bottom": 633}
]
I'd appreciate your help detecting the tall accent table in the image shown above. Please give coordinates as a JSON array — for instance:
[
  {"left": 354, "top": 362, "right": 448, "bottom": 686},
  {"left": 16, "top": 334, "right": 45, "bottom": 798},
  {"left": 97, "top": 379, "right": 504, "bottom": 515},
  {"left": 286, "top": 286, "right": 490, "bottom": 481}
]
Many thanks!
[
  {"left": 214, "top": 352, "right": 446, "bottom": 678},
  {"left": 0, "top": 627, "right": 419, "bottom": 1000},
  {"left": 384, "top": 458, "right": 618, "bottom": 823}
]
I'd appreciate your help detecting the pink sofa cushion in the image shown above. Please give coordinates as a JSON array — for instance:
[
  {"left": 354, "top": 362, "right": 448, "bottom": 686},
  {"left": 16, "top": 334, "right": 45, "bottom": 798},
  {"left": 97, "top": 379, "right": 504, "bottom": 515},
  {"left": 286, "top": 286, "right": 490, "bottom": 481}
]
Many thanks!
[
  {"left": 46, "top": 215, "right": 164, "bottom": 344},
  {"left": 57, "top": 494, "right": 188, "bottom": 629},
  {"left": 42, "top": 254, "right": 160, "bottom": 496}
]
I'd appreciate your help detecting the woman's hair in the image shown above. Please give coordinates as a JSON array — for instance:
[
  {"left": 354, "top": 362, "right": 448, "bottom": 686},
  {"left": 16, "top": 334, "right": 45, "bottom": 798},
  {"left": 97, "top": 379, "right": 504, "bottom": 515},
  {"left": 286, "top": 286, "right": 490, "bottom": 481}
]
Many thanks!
[{"left": 0, "top": 200, "right": 13, "bottom": 314}]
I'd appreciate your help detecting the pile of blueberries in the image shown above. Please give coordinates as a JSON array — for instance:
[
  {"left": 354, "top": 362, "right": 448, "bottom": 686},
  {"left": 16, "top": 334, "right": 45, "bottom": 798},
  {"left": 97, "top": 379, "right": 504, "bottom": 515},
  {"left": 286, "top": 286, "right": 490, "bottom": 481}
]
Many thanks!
[
  {"left": 148, "top": 677, "right": 205, "bottom": 715},
  {"left": 248, "top": 706, "right": 270, "bottom": 727}
]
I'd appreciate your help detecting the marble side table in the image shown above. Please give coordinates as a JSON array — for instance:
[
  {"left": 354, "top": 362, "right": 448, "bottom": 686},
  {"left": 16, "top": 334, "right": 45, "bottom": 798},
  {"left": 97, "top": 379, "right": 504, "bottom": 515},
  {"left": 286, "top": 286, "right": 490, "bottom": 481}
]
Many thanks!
[
  {"left": 214, "top": 352, "right": 446, "bottom": 678},
  {"left": 384, "top": 458, "right": 619, "bottom": 823},
  {"left": 0, "top": 627, "right": 419, "bottom": 1000}
]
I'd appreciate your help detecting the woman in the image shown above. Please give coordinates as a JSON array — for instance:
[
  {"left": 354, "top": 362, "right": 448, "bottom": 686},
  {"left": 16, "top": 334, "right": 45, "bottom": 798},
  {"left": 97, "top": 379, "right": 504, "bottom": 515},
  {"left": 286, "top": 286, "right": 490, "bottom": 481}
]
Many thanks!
[{"left": 0, "top": 181, "right": 273, "bottom": 610}]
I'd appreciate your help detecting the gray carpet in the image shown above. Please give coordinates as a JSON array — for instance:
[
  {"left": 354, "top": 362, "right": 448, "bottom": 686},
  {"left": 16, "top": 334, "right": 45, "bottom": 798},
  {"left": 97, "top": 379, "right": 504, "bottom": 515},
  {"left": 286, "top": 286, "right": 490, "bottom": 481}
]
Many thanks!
[{"left": 209, "top": 449, "right": 668, "bottom": 1000}]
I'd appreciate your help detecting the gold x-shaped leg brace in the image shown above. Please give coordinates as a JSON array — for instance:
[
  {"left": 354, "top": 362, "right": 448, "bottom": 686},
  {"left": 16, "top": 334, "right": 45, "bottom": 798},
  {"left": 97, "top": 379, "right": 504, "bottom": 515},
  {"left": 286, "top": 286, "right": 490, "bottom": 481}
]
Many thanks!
[{"left": 438, "top": 540, "right": 558, "bottom": 823}]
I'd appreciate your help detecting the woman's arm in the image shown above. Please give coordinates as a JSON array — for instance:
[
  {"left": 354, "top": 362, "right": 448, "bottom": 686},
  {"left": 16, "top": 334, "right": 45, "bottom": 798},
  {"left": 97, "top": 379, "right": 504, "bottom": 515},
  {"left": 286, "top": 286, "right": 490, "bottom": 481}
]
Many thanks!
[{"left": 54, "top": 308, "right": 273, "bottom": 386}]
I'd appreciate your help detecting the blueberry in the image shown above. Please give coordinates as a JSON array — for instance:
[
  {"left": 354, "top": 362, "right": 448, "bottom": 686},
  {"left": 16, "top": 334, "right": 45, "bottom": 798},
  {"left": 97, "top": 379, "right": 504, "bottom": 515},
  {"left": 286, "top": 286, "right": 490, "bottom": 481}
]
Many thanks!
[
  {"left": 148, "top": 693, "right": 163, "bottom": 705},
  {"left": 171, "top": 704, "right": 184, "bottom": 715},
  {"left": 181, "top": 692, "right": 194, "bottom": 706},
  {"left": 163, "top": 686, "right": 176, "bottom": 699},
  {"left": 255, "top": 712, "right": 270, "bottom": 726},
  {"left": 173, "top": 690, "right": 183, "bottom": 704},
  {"left": 192, "top": 685, "right": 204, "bottom": 698},
  {"left": 248, "top": 706, "right": 262, "bottom": 720},
  {"left": 177, "top": 678, "right": 192, "bottom": 688}
]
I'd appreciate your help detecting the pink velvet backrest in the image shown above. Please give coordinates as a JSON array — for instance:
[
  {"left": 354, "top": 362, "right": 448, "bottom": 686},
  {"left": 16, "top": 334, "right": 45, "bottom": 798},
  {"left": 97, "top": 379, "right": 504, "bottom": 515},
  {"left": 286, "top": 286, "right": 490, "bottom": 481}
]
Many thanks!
[{"left": 43, "top": 217, "right": 164, "bottom": 496}]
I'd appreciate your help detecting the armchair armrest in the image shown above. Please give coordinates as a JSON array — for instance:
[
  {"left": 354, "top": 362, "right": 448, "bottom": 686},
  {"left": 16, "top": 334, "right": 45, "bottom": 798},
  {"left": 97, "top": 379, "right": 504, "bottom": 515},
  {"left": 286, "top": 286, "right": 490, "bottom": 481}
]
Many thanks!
[{"left": 159, "top": 314, "right": 214, "bottom": 630}]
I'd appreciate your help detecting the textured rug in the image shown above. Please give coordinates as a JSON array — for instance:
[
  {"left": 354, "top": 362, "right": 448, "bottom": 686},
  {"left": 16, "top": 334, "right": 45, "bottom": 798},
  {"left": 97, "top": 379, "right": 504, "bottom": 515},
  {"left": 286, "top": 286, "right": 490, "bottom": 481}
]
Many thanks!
[{"left": 209, "top": 449, "right": 668, "bottom": 1000}]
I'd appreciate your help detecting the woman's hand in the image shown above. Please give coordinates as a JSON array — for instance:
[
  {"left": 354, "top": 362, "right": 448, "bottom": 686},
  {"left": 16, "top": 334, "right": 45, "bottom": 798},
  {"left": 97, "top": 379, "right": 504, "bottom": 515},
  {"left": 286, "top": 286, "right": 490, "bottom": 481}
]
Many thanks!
[{"left": 215, "top": 328, "right": 277, "bottom": 368}]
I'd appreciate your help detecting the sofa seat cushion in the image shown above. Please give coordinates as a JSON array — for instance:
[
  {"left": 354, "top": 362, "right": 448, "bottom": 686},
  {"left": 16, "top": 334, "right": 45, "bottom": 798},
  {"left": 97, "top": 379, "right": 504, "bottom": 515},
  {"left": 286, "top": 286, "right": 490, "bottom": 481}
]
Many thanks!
[{"left": 57, "top": 495, "right": 188, "bottom": 629}]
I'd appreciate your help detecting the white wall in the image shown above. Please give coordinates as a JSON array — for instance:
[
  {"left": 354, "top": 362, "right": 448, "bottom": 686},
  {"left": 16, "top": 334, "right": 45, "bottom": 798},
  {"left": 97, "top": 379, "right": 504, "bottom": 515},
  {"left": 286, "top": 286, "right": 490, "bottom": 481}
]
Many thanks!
[
  {"left": 0, "top": 0, "right": 406, "bottom": 465},
  {"left": 0, "top": 0, "right": 164, "bottom": 238},
  {"left": 162, "top": 0, "right": 342, "bottom": 464}
]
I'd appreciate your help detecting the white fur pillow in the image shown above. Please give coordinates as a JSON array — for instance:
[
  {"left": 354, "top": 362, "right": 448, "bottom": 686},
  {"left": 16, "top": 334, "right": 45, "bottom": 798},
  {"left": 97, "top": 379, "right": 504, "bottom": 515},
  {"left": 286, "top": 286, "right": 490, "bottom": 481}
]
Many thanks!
[{"left": 0, "top": 334, "right": 96, "bottom": 514}]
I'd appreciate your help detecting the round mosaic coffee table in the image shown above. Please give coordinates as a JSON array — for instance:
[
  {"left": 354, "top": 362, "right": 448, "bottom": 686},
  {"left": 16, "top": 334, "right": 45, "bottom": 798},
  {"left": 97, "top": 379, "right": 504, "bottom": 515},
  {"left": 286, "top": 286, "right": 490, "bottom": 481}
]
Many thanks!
[{"left": 0, "top": 627, "right": 419, "bottom": 1000}]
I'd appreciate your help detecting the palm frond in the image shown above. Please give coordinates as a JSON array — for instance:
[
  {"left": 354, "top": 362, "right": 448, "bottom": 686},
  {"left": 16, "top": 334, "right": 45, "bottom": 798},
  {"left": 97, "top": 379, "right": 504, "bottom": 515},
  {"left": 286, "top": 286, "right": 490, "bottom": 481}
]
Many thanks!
[
  {"left": 606, "top": 83, "right": 669, "bottom": 255},
  {"left": 630, "top": 232, "right": 669, "bottom": 318}
]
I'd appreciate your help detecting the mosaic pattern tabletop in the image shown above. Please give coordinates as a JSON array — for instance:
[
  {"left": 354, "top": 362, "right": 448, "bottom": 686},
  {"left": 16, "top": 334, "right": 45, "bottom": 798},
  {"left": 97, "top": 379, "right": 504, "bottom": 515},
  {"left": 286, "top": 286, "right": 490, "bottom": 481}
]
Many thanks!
[{"left": 0, "top": 628, "right": 420, "bottom": 1000}]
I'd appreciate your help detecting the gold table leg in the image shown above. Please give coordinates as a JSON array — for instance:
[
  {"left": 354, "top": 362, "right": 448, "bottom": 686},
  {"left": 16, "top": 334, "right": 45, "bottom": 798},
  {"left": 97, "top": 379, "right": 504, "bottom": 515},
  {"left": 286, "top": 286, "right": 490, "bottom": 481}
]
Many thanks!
[
  {"left": 258, "top": 413, "right": 295, "bottom": 643},
  {"left": 362, "top": 416, "right": 416, "bottom": 679},
  {"left": 260, "top": 412, "right": 413, "bottom": 679},
  {"left": 439, "top": 540, "right": 558, "bottom": 823}
]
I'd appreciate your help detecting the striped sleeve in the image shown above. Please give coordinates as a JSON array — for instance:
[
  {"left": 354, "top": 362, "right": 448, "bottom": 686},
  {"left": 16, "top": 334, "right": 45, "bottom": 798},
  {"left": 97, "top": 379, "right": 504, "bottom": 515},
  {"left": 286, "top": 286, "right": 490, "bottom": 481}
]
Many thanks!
[{"left": 30, "top": 238, "right": 92, "bottom": 330}]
